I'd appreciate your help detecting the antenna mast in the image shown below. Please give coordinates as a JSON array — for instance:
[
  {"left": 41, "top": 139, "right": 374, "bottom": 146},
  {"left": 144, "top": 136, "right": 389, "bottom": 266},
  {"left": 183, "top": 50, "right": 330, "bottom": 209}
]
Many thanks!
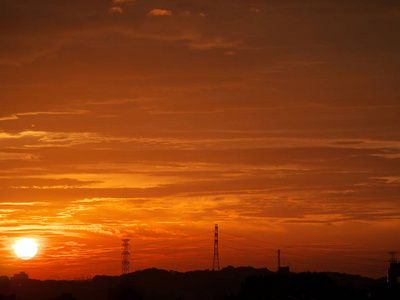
[{"left": 278, "top": 249, "right": 281, "bottom": 271}]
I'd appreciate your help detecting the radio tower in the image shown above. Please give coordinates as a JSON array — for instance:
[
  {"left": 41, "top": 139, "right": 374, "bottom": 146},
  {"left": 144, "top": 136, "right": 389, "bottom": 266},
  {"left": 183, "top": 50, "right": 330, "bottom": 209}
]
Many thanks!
[
  {"left": 212, "top": 224, "right": 220, "bottom": 271},
  {"left": 121, "top": 239, "right": 130, "bottom": 275}
]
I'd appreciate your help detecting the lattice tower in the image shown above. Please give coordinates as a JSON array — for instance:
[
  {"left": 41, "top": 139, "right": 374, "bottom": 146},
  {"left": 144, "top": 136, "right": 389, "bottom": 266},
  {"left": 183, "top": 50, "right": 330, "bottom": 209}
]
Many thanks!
[
  {"left": 121, "top": 239, "right": 130, "bottom": 275},
  {"left": 213, "top": 224, "right": 220, "bottom": 271}
]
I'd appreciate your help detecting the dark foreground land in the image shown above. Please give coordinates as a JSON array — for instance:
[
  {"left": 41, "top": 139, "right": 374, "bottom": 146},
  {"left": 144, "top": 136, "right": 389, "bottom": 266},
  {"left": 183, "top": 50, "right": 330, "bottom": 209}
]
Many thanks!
[{"left": 1, "top": 266, "right": 400, "bottom": 300}]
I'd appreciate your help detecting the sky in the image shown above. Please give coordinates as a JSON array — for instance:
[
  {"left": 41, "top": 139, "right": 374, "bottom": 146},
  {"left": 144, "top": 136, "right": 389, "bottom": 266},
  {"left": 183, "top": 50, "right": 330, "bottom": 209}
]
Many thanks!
[{"left": 1, "top": 0, "right": 400, "bottom": 280}]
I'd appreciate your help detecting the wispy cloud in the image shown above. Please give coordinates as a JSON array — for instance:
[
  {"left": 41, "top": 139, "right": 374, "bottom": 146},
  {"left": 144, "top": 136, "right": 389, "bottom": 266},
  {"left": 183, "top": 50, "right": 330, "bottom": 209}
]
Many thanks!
[
  {"left": 249, "top": 7, "right": 260, "bottom": 13},
  {"left": 0, "top": 110, "right": 88, "bottom": 122},
  {"left": 112, "top": 0, "right": 135, "bottom": 3},
  {"left": 189, "top": 37, "right": 241, "bottom": 50},
  {"left": 108, "top": 6, "right": 123, "bottom": 14},
  {"left": 147, "top": 9, "right": 173, "bottom": 17}
]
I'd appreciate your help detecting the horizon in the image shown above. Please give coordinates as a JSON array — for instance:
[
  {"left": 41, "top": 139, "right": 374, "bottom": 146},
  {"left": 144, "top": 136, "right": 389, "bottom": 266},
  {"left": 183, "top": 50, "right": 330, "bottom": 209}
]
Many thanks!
[
  {"left": 2, "top": 227, "right": 393, "bottom": 280},
  {"left": 2, "top": 264, "right": 388, "bottom": 282},
  {"left": 1, "top": 0, "right": 400, "bottom": 281}
]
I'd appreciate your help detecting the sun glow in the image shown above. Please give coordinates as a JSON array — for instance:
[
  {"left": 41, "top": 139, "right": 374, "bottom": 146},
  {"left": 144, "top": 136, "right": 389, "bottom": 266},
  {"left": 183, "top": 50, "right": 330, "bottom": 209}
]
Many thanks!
[{"left": 14, "top": 238, "right": 38, "bottom": 260}]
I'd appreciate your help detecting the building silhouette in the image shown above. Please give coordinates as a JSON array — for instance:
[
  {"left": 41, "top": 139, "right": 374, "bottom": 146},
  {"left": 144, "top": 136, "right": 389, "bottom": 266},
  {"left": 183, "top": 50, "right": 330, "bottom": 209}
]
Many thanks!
[
  {"left": 387, "top": 252, "right": 400, "bottom": 285},
  {"left": 11, "top": 272, "right": 29, "bottom": 281},
  {"left": 277, "top": 249, "right": 290, "bottom": 275}
]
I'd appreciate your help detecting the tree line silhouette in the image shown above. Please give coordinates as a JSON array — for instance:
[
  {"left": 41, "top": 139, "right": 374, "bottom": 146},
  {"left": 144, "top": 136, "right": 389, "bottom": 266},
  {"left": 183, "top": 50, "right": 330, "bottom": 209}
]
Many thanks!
[{"left": 1, "top": 266, "right": 400, "bottom": 300}]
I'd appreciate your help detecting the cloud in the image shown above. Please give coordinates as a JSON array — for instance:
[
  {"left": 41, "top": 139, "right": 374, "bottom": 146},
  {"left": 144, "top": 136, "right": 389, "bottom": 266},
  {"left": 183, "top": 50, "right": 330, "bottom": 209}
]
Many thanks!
[
  {"left": 0, "top": 178, "right": 98, "bottom": 189},
  {"left": 0, "top": 130, "right": 128, "bottom": 148},
  {"left": 0, "top": 152, "right": 35, "bottom": 161},
  {"left": 180, "top": 11, "right": 191, "bottom": 16},
  {"left": 147, "top": 9, "right": 173, "bottom": 17},
  {"left": 189, "top": 37, "right": 241, "bottom": 50},
  {"left": 108, "top": 6, "right": 123, "bottom": 14},
  {"left": 0, "top": 41, "right": 64, "bottom": 67},
  {"left": 249, "top": 7, "right": 260, "bottom": 13},
  {"left": 112, "top": 0, "right": 135, "bottom": 3},
  {"left": 0, "top": 110, "right": 88, "bottom": 122}
]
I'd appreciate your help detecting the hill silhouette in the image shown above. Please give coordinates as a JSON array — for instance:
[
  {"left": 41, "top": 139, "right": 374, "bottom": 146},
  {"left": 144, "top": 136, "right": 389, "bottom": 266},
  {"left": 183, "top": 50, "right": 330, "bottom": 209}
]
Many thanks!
[{"left": 1, "top": 267, "right": 399, "bottom": 300}]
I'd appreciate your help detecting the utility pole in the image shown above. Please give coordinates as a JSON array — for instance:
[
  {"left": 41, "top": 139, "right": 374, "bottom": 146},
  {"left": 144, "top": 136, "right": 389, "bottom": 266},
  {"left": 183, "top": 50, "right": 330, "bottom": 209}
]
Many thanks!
[{"left": 278, "top": 249, "right": 281, "bottom": 271}]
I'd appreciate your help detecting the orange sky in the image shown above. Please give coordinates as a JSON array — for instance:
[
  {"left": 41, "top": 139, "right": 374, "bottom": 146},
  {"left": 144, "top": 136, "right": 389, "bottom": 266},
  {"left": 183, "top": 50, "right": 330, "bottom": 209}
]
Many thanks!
[{"left": 1, "top": 0, "right": 400, "bottom": 280}]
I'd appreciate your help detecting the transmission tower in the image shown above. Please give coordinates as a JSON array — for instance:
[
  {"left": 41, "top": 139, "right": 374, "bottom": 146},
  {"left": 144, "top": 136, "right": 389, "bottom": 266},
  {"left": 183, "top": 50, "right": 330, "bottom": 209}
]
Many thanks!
[
  {"left": 213, "top": 224, "right": 220, "bottom": 271},
  {"left": 121, "top": 239, "right": 130, "bottom": 275}
]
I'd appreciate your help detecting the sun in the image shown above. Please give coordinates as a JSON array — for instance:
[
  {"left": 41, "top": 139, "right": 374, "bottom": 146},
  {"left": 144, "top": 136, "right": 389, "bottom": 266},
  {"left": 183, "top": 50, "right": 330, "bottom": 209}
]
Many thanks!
[{"left": 14, "top": 238, "right": 38, "bottom": 260}]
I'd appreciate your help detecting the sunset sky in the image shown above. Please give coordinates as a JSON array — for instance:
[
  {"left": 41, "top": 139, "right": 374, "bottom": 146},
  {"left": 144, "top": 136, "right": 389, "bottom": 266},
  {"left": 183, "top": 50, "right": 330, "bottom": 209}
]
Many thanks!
[{"left": 1, "top": 0, "right": 400, "bottom": 280}]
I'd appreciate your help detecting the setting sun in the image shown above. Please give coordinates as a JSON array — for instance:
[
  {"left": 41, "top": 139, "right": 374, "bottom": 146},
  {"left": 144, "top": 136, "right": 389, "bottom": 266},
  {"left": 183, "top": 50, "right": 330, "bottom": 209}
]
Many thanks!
[{"left": 14, "top": 238, "right": 38, "bottom": 260}]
